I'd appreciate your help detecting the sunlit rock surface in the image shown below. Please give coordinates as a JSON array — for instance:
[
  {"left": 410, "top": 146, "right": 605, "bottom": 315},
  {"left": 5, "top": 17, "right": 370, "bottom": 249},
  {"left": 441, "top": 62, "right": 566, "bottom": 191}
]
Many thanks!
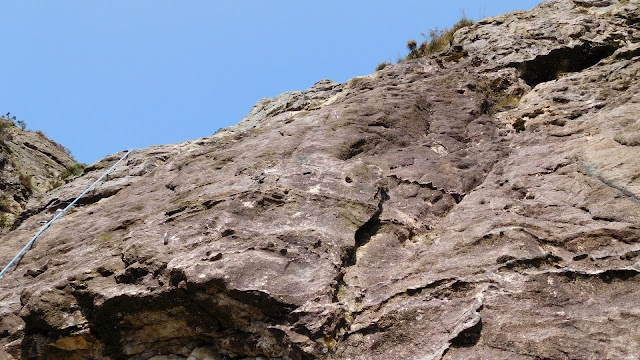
[
  {"left": 1, "top": 0, "right": 639, "bottom": 358},
  {"left": 0, "top": 119, "right": 80, "bottom": 234}
]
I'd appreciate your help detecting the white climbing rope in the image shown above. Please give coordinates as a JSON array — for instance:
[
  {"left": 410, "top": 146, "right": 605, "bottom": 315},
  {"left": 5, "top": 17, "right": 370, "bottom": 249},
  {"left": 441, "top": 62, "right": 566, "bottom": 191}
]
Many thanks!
[{"left": 0, "top": 149, "right": 133, "bottom": 279}]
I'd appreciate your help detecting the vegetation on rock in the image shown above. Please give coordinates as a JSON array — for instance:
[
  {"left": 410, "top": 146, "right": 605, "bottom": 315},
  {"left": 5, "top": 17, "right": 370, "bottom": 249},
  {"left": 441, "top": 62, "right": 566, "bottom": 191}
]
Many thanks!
[
  {"left": 405, "top": 15, "right": 474, "bottom": 60},
  {"left": 375, "top": 61, "right": 391, "bottom": 71},
  {"left": 60, "top": 163, "right": 86, "bottom": 179},
  {"left": 0, "top": 114, "right": 84, "bottom": 234}
]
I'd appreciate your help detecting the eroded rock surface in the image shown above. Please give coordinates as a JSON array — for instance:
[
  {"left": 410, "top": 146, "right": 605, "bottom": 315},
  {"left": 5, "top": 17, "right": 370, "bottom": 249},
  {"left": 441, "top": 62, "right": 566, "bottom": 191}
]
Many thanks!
[
  {"left": 1, "top": 0, "right": 639, "bottom": 359},
  {"left": 0, "top": 119, "right": 81, "bottom": 233}
]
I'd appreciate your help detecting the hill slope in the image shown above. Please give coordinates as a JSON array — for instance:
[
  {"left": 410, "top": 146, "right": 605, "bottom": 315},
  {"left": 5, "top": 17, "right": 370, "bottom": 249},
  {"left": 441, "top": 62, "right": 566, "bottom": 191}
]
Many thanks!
[{"left": 1, "top": 0, "right": 639, "bottom": 359}]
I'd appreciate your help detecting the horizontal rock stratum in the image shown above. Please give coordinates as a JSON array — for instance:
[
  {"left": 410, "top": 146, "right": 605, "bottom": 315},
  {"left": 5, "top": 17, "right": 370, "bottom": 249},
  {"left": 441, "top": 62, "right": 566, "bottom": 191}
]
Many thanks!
[{"left": 1, "top": 0, "right": 639, "bottom": 359}]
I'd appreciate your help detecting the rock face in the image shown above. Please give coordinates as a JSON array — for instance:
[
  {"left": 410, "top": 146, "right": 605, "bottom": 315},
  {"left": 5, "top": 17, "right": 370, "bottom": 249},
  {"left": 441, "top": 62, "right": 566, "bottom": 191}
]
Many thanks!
[
  {"left": 0, "top": 119, "right": 81, "bottom": 233},
  {"left": 1, "top": 0, "right": 639, "bottom": 359}
]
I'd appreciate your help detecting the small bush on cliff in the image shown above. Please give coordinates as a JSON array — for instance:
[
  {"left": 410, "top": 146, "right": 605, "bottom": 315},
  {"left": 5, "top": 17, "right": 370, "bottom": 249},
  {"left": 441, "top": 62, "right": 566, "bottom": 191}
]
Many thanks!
[
  {"left": 376, "top": 61, "right": 391, "bottom": 71},
  {"left": 61, "top": 163, "right": 85, "bottom": 179},
  {"left": 19, "top": 173, "right": 34, "bottom": 191},
  {"left": 20, "top": 175, "right": 32, "bottom": 189},
  {"left": 475, "top": 79, "right": 521, "bottom": 115},
  {"left": 0, "top": 118, "right": 13, "bottom": 148},
  {"left": 406, "top": 40, "right": 418, "bottom": 59},
  {"left": 405, "top": 15, "right": 474, "bottom": 60},
  {"left": 2, "top": 112, "right": 25, "bottom": 130},
  {"left": 49, "top": 179, "right": 63, "bottom": 189},
  {"left": 0, "top": 199, "right": 11, "bottom": 213},
  {"left": 407, "top": 39, "right": 418, "bottom": 52},
  {"left": 0, "top": 214, "right": 10, "bottom": 229}
]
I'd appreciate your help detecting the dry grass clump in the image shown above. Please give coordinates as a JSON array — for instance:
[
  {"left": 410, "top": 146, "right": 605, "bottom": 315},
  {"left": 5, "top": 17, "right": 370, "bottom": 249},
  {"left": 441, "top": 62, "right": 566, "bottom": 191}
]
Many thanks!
[
  {"left": 19, "top": 173, "right": 34, "bottom": 192},
  {"left": 0, "top": 118, "right": 13, "bottom": 148},
  {"left": 406, "top": 16, "right": 474, "bottom": 60},
  {"left": 60, "top": 163, "right": 86, "bottom": 179},
  {"left": 407, "top": 40, "right": 417, "bottom": 52},
  {"left": 0, "top": 214, "right": 11, "bottom": 229},
  {"left": 375, "top": 61, "right": 391, "bottom": 71},
  {"left": 474, "top": 79, "right": 521, "bottom": 115}
]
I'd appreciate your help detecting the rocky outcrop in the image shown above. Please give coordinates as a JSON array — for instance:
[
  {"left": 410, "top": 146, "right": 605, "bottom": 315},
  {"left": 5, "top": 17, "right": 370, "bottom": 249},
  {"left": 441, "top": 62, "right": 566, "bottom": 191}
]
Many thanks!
[
  {"left": 1, "top": 0, "right": 639, "bottom": 359},
  {"left": 236, "top": 79, "right": 345, "bottom": 131},
  {"left": 0, "top": 119, "right": 81, "bottom": 233}
]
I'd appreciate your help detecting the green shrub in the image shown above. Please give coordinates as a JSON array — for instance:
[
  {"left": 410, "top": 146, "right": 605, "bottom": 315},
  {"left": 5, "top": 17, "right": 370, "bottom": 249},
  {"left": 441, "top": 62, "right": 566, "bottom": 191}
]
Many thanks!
[
  {"left": 0, "top": 214, "right": 10, "bottom": 229},
  {"left": 50, "top": 179, "right": 63, "bottom": 189},
  {"left": 406, "top": 40, "right": 419, "bottom": 60},
  {"left": 60, "top": 163, "right": 86, "bottom": 179}
]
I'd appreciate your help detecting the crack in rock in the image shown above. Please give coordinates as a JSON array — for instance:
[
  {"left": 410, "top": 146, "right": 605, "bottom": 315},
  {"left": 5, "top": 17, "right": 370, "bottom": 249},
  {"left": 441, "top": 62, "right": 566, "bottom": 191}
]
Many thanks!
[
  {"left": 23, "top": 142, "right": 68, "bottom": 168},
  {"left": 343, "top": 187, "right": 388, "bottom": 269},
  {"left": 389, "top": 174, "right": 466, "bottom": 203},
  {"left": 510, "top": 41, "right": 620, "bottom": 87},
  {"left": 436, "top": 292, "right": 485, "bottom": 360},
  {"left": 558, "top": 267, "right": 640, "bottom": 283},
  {"left": 498, "top": 252, "right": 564, "bottom": 271},
  {"left": 331, "top": 187, "right": 388, "bottom": 305}
]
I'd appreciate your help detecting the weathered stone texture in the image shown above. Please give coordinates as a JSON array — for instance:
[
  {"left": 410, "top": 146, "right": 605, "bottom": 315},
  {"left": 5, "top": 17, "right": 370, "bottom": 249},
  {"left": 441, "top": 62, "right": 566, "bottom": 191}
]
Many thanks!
[
  {"left": 0, "top": 119, "right": 80, "bottom": 233},
  {"left": 1, "top": 0, "right": 639, "bottom": 359}
]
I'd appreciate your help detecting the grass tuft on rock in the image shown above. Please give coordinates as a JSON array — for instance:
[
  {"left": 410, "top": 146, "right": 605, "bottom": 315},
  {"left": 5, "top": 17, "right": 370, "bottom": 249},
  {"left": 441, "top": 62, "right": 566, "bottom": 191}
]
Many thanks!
[
  {"left": 375, "top": 61, "right": 391, "bottom": 71},
  {"left": 406, "top": 16, "right": 474, "bottom": 60},
  {"left": 61, "top": 163, "right": 86, "bottom": 179}
]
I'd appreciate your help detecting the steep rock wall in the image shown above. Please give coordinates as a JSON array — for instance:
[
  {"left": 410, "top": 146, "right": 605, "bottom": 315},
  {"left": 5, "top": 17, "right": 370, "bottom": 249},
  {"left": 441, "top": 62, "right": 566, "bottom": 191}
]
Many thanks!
[{"left": 0, "top": 0, "right": 639, "bottom": 359}]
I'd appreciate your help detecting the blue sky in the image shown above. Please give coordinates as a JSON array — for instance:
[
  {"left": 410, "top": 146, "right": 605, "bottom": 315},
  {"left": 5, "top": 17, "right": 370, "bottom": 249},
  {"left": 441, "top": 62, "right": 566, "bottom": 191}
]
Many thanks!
[{"left": 1, "top": 1, "right": 542, "bottom": 164}]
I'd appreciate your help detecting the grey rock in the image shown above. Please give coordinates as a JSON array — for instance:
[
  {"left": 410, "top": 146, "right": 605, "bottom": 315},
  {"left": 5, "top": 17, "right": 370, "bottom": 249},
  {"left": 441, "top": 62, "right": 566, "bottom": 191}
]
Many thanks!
[
  {"left": 234, "top": 79, "right": 344, "bottom": 131},
  {"left": 1, "top": 0, "right": 640, "bottom": 359}
]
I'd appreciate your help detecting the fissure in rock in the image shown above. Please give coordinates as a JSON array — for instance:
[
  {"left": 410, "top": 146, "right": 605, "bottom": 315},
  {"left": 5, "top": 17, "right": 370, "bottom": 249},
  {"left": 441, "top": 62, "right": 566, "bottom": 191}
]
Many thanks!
[
  {"left": 450, "top": 319, "right": 483, "bottom": 348},
  {"left": 343, "top": 188, "right": 388, "bottom": 268},
  {"left": 513, "top": 42, "right": 620, "bottom": 87}
]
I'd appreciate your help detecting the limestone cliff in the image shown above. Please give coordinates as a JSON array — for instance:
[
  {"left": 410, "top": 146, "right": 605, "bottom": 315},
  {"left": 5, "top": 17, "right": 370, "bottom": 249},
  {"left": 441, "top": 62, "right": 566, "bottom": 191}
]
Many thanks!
[{"left": 1, "top": 0, "right": 639, "bottom": 359}]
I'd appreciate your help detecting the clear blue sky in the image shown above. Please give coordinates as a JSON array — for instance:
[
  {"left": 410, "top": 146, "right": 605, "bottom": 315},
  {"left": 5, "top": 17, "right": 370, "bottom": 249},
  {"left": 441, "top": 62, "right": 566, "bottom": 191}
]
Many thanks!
[{"left": 1, "top": 1, "right": 543, "bottom": 164}]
